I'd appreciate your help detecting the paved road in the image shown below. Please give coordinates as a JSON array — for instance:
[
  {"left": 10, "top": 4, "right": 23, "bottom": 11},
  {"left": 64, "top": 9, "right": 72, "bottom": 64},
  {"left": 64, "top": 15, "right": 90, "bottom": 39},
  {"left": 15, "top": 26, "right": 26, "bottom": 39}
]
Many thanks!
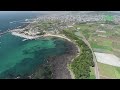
[{"left": 79, "top": 32, "right": 100, "bottom": 79}]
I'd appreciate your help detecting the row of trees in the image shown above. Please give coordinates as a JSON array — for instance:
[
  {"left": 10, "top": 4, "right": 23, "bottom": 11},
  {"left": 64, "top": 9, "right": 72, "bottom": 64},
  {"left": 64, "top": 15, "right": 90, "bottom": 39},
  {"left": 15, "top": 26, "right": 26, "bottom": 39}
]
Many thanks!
[{"left": 62, "top": 30, "right": 95, "bottom": 79}]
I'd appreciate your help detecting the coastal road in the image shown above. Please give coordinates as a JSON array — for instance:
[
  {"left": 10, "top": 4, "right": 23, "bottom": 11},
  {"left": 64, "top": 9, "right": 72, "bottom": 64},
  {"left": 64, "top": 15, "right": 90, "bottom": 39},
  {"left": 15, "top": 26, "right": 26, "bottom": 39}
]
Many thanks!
[{"left": 79, "top": 32, "right": 100, "bottom": 79}]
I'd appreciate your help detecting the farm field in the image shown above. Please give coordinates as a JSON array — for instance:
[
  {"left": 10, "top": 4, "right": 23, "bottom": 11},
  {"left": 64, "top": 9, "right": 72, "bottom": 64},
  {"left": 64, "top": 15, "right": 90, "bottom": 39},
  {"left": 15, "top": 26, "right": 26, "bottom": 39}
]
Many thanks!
[
  {"left": 73, "top": 22, "right": 120, "bottom": 58},
  {"left": 72, "top": 22, "right": 120, "bottom": 79},
  {"left": 95, "top": 52, "right": 120, "bottom": 67},
  {"left": 89, "top": 67, "right": 95, "bottom": 79},
  {"left": 98, "top": 62, "right": 120, "bottom": 79}
]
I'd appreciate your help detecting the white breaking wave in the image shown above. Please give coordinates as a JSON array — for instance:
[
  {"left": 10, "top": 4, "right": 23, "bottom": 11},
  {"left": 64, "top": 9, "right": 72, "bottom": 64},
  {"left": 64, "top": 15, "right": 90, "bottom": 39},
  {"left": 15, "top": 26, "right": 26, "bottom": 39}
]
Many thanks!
[
  {"left": 9, "top": 19, "right": 25, "bottom": 24},
  {"left": 9, "top": 21, "right": 17, "bottom": 23},
  {"left": 11, "top": 31, "right": 40, "bottom": 39}
]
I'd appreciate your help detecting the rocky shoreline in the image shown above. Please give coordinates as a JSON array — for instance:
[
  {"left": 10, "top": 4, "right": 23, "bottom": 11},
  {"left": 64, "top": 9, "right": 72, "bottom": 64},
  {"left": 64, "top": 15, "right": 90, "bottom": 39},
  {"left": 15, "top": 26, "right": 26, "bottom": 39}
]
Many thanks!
[{"left": 31, "top": 39, "right": 79, "bottom": 79}]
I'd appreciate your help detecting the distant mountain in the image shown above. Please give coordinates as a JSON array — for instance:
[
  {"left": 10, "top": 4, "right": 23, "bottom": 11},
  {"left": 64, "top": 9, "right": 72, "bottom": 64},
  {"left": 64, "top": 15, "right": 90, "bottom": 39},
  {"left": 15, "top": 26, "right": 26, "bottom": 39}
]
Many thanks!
[
  {"left": 65, "top": 11, "right": 120, "bottom": 16},
  {"left": 68, "top": 11, "right": 93, "bottom": 15},
  {"left": 29, "top": 11, "right": 120, "bottom": 16}
]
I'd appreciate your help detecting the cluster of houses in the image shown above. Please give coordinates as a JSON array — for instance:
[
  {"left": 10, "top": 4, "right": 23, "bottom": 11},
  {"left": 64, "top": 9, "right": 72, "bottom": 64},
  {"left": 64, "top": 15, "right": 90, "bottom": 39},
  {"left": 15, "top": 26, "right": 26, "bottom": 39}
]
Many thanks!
[{"left": 16, "top": 12, "right": 120, "bottom": 37}]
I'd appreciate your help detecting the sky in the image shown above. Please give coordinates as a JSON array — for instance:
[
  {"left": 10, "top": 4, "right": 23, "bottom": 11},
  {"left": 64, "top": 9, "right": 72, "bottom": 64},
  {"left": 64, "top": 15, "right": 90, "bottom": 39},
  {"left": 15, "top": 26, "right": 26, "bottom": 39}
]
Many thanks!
[{"left": 0, "top": 11, "right": 120, "bottom": 14}]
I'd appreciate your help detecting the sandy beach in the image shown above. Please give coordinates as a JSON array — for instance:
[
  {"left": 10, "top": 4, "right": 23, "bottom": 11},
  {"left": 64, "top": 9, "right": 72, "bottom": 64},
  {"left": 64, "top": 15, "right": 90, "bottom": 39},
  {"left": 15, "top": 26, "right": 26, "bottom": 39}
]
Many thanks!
[{"left": 44, "top": 34, "right": 72, "bottom": 42}]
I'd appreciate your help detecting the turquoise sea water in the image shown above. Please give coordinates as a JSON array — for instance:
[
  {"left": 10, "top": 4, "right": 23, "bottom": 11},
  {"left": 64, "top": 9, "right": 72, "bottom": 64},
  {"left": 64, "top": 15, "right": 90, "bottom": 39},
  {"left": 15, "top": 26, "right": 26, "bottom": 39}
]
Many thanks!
[
  {"left": 0, "top": 12, "right": 41, "bottom": 32},
  {"left": 0, "top": 12, "right": 71, "bottom": 78},
  {"left": 0, "top": 33, "right": 69, "bottom": 78}
]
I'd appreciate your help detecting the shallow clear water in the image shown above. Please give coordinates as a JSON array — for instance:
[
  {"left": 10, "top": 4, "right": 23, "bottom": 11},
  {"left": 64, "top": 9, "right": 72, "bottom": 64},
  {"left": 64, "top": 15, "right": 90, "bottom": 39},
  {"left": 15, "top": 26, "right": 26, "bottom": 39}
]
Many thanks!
[
  {"left": 0, "top": 12, "right": 72, "bottom": 79},
  {"left": 0, "top": 33, "right": 69, "bottom": 78}
]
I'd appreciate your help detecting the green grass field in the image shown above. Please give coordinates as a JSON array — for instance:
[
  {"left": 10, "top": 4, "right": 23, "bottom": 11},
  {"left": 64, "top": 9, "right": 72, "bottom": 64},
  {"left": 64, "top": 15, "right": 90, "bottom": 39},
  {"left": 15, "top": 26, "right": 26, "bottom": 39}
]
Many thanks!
[
  {"left": 98, "top": 62, "right": 120, "bottom": 79},
  {"left": 90, "top": 41, "right": 113, "bottom": 52},
  {"left": 102, "top": 40, "right": 112, "bottom": 46},
  {"left": 112, "top": 42, "right": 120, "bottom": 50},
  {"left": 75, "top": 23, "right": 113, "bottom": 52},
  {"left": 70, "top": 23, "right": 120, "bottom": 79},
  {"left": 89, "top": 67, "right": 96, "bottom": 79}
]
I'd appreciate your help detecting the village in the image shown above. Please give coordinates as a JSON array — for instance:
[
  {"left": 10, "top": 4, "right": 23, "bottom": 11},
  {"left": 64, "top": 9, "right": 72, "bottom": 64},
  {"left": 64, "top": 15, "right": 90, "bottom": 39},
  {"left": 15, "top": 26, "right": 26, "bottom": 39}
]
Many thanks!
[{"left": 10, "top": 12, "right": 120, "bottom": 79}]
